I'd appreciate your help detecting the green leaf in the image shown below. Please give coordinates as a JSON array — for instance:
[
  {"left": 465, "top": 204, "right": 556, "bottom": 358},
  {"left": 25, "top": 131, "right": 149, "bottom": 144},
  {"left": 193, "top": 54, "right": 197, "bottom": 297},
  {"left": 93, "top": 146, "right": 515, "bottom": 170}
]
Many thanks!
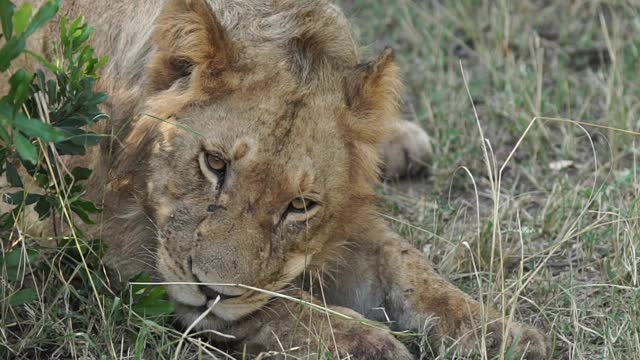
[
  {"left": 14, "top": 131, "right": 38, "bottom": 164},
  {"left": 132, "top": 300, "right": 175, "bottom": 318},
  {"left": 2, "top": 191, "right": 40, "bottom": 205},
  {"left": 23, "top": 0, "right": 60, "bottom": 38},
  {"left": 71, "top": 167, "right": 92, "bottom": 181},
  {"left": 73, "top": 24, "right": 93, "bottom": 45},
  {"left": 34, "top": 196, "right": 51, "bottom": 219},
  {"left": 25, "top": 248, "right": 39, "bottom": 264},
  {"left": 34, "top": 173, "right": 48, "bottom": 187},
  {"left": 45, "top": 78, "right": 57, "bottom": 103},
  {"left": 13, "top": 114, "right": 66, "bottom": 142},
  {"left": 0, "top": 36, "right": 26, "bottom": 72},
  {"left": 58, "top": 114, "right": 90, "bottom": 127},
  {"left": 12, "top": 3, "right": 32, "bottom": 36},
  {"left": 73, "top": 198, "right": 100, "bottom": 213},
  {"left": 141, "top": 286, "right": 167, "bottom": 303},
  {"left": 58, "top": 16, "right": 67, "bottom": 41},
  {"left": 69, "top": 16, "right": 83, "bottom": 34},
  {"left": 0, "top": 248, "right": 39, "bottom": 268},
  {"left": 0, "top": 0, "right": 15, "bottom": 40},
  {"left": 88, "top": 92, "right": 108, "bottom": 106},
  {"left": 69, "top": 199, "right": 100, "bottom": 225},
  {"left": 8, "top": 69, "right": 33, "bottom": 108},
  {"left": 0, "top": 147, "right": 7, "bottom": 170},
  {"left": 5, "top": 162, "right": 23, "bottom": 187},
  {"left": 1, "top": 248, "right": 20, "bottom": 268},
  {"left": 69, "top": 19, "right": 84, "bottom": 34},
  {"left": 0, "top": 125, "right": 9, "bottom": 143},
  {"left": 54, "top": 141, "right": 85, "bottom": 156},
  {"left": 8, "top": 288, "right": 38, "bottom": 306},
  {"left": 68, "top": 132, "right": 104, "bottom": 146},
  {"left": 70, "top": 203, "right": 94, "bottom": 224}
]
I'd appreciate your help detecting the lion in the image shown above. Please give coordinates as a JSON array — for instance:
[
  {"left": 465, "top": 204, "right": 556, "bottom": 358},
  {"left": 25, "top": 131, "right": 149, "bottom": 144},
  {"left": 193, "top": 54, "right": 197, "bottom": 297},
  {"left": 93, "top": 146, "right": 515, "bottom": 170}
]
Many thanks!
[{"left": 4, "top": 0, "right": 549, "bottom": 358}]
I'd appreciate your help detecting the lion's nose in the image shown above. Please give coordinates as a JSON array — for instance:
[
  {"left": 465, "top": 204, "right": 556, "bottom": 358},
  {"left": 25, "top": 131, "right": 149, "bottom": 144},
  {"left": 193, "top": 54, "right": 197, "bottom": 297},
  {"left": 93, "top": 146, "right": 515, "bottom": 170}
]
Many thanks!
[{"left": 193, "top": 273, "right": 242, "bottom": 301}]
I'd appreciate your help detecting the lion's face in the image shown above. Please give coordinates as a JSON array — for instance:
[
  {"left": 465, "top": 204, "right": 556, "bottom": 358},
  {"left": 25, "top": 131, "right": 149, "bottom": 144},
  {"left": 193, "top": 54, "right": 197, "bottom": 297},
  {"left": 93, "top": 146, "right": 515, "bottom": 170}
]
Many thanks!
[
  {"left": 113, "top": 0, "right": 400, "bottom": 327},
  {"left": 144, "top": 87, "right": 355, "bottom": 322}
]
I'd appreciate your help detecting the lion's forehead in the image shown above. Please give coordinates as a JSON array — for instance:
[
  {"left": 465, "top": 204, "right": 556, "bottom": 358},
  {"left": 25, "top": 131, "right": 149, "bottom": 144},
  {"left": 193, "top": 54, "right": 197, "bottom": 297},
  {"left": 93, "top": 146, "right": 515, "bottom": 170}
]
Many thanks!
[
  {"left": 187, "top": 88, "right": 347, "bottom": 154},
  {"left": 216, "top": 138, "right": 329, "bottom": 199}
]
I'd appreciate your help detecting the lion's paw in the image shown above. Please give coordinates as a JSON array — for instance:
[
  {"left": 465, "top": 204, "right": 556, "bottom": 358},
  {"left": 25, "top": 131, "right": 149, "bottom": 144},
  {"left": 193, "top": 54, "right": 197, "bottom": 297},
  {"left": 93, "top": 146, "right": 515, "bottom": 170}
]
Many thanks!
[
  {"left": 379, "top": 120, "right": 432, "bottom": 178},
  {"left": 336, "top": 329, "right": 413, "bottom": 360},
  {"left": 510, "top": 324, "right": 550, "bottom": 359},
  {"left": 487, "top": 322, "right": 550, "bottom": 360}
]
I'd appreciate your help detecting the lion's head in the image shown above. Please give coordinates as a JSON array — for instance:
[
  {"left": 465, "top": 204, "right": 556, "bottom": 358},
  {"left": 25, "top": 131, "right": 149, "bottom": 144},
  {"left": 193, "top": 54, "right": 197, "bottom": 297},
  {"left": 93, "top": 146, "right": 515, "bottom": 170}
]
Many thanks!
[{"left": 110, "top": 0, "right": 401, "bottom": 328}]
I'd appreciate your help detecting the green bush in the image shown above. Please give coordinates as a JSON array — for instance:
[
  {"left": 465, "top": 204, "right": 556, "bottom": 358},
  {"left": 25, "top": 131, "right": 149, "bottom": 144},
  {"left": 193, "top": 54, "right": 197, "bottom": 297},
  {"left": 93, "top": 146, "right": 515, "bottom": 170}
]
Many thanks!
[
  {"left": 0, "top": 0, "right": 107, "bottom": 230},
  {"left": 1, "top": 1, "right": 174, "bottom": 357}
]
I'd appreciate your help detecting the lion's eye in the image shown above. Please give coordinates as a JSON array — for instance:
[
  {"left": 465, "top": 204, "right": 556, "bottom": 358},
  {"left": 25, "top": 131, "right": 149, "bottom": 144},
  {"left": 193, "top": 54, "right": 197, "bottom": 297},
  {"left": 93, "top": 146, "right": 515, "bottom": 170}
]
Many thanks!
[
  {"left": 199, "top": 152, "right": 227, "bottom": 189},
  {"left": 281, "top": 196, "right": 321, "bottom": 224},
  {"left": 288, "top": 198, "right": 316, "bottom": 213},
  {"left": 206, "top": 154, "right": 226, "bottom": 172}
]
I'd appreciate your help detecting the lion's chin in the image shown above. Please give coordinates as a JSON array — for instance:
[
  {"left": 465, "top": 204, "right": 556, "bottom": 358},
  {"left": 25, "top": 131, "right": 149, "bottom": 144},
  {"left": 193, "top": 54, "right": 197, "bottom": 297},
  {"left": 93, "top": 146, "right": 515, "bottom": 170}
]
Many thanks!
[
  {"left": 207, "top": 297, "right": 268, "bottom": 321},
  {"left": 175, "top": 303, "right": 230, "bottom": 331},
  {"left": 174, "top": 296, "right": 268, "bottom": 327}
]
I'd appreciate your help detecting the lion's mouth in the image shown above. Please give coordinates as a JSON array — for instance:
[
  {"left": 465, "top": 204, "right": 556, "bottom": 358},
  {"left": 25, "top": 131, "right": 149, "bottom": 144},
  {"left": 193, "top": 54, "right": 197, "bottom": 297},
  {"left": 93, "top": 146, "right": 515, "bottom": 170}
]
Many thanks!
[
  {"left": 198, "top": 284, "right": 243, "bottom": 302},
  {"left": 170, "top": 284, "right": 273, "bottom": 323},
  {"left": 176, "top": 296, "right": 270, "bottom": 323}
]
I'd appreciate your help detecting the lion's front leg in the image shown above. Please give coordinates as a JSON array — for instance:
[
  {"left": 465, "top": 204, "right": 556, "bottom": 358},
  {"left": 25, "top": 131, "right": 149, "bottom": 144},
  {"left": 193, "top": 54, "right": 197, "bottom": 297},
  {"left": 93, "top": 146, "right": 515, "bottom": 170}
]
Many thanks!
[
  {"left": 326, "top": 224, "right": 550, "bottom": 359},
  {"left": 234, "top": 290, "right": 412, "bottom": 360}
]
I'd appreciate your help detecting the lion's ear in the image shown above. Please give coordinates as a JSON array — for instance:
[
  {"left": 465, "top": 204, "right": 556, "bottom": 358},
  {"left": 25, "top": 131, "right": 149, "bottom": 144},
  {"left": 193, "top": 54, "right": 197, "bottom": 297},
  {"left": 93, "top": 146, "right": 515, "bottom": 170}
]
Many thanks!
[
  {"left": 148, "top": 0, "right": 234, "bottom": 92},
  {"left": 343, "top": 47, "right": 402, "bottom": 144}
]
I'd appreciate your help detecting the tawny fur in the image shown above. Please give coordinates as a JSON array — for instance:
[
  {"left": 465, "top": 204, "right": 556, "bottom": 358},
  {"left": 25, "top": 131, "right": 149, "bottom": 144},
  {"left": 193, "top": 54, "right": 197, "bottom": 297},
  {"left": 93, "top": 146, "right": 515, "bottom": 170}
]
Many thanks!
[{"left": 2, "top": 0, "right": 547, "bottom": 358}]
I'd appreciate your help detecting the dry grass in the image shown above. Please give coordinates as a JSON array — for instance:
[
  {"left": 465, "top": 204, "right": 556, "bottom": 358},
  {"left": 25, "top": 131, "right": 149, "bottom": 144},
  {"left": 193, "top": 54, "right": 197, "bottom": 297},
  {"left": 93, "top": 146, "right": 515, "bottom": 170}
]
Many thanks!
[
  {"left": 349, "top": 0, "right": 640, "bottom": 358},
  {"left": 2, "top": 0, "right": 639, "bottom": 359}
]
